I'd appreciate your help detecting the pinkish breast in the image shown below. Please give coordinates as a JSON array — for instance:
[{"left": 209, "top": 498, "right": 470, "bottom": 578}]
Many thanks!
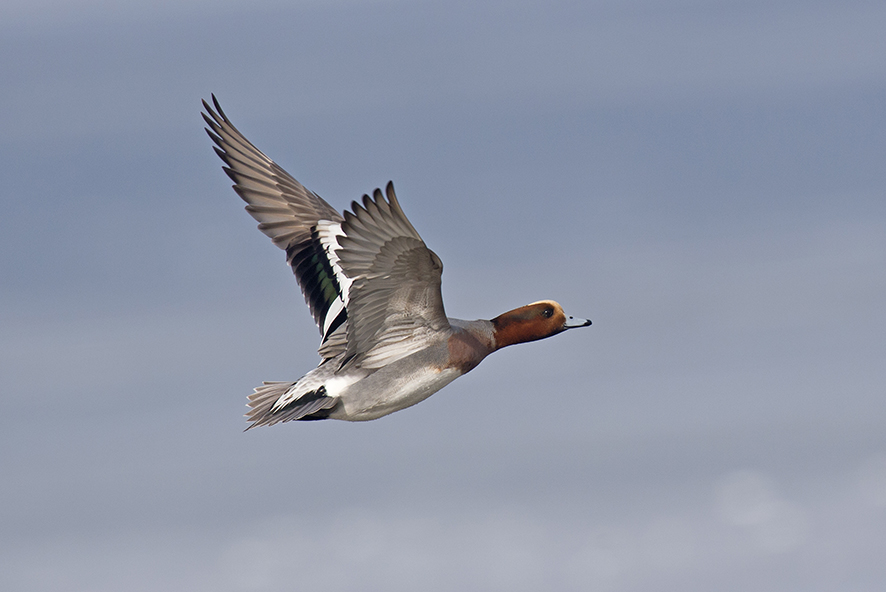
[{"left": 445, "top": 329, "right": 493, "bottom": 374}]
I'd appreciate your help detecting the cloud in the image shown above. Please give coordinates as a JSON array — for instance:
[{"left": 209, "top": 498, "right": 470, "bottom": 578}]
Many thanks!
[{"left": 715, "top": 469, "right": 809, "bottom": 554}]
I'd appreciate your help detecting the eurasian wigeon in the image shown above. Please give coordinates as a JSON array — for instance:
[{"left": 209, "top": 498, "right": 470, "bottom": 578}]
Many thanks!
[{"left": 202, "top": 96, "right": 591, "bottom": 427}]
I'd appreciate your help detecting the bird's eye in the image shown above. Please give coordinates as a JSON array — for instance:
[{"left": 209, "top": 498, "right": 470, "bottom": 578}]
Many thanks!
[{"left": 542, "top": 307, "right": 554, "bottom": 318}]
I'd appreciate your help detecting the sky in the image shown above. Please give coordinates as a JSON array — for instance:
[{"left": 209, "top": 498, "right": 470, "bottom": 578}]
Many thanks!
[{"left": 1, "top": 0, "right": 885, "bottom": 590}]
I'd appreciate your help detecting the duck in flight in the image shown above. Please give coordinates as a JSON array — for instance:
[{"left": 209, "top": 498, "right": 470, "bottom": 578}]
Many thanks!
[{"left": 202, "top": 96, "right": 591, "bottom": 427}]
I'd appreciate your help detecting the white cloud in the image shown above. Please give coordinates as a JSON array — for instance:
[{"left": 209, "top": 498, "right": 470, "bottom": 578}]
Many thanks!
[{"left": 715, "top": 469, "right": 809, "bottom": 554}]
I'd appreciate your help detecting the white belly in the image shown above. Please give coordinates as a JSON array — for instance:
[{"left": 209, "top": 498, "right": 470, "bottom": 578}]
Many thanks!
[{"left": 330, "top": 365, "right": 462, "bottom": 421}]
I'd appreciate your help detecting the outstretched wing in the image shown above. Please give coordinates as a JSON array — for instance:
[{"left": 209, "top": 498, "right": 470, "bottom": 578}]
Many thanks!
[
  {"left": 337, "top": 183, "right": 450, "bottom": 369},
  {"left": 202, "top": 95, "right": 348, "bottom": 344}
]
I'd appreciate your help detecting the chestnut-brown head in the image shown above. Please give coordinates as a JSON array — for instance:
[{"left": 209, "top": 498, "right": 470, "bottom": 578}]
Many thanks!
[{"left": 490, "top": 300, "right": 591, "bottom": 350}]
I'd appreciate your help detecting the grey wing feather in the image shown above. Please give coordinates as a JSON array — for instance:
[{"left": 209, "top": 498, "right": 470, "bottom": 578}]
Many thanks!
[
  {"left": 317, "top": 322, "right": 348, "bottom": 359},
  {"left": 202, "top": 95, "right": 342, "bottom": 247},
  {"left": 337, "top": 183, "right": 450, "bottom": 369},
  {"left": 203, "top": 96, "right": 349, "bottom": 340}
]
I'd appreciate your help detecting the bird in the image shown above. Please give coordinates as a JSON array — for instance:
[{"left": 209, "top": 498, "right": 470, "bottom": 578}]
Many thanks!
[{"left": 202, "top": 95, "right": 591, "bottom": 428}]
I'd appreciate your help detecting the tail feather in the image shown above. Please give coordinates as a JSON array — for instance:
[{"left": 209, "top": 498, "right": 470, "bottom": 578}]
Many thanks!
[{"left": 245, "top": 381, "right": 337, "bottom": 429}]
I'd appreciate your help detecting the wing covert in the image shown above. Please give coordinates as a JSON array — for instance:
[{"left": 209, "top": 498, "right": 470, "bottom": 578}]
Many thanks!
[{"left": 336, "top": 183, "right": 450, "bottom": 368}]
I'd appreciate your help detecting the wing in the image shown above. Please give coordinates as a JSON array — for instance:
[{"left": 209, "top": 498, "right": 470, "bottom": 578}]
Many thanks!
[
  {"left": 202, "top": 95, "right": 348, "bottom": 344},
  {"left": 337, "top": 183, "right": 451, "bottom": 369}
]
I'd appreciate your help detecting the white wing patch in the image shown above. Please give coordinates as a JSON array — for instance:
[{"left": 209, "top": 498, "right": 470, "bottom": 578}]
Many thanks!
[{"left": 316, "top": 220, "right": 353, "bottom": 338}]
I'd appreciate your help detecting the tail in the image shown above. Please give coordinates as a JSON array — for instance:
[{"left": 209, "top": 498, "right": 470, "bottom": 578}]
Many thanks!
[{"left": 245, "top": 381, "right": 338, "bottom": 429}]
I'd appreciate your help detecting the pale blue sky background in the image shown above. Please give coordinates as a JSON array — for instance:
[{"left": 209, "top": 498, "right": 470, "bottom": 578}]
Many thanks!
[{"left": 2, "top": 1, "right": 885, "bottom": 590}]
